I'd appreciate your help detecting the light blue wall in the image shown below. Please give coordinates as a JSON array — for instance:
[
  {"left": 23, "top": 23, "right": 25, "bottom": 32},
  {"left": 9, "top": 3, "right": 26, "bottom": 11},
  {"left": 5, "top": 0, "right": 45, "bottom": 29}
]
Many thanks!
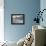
[
  {"left": 40, "top": 0, "right": 46, "bottom": 44},
  {"left": 4, "top": 0, "right": 40, "bottom": 42},
  {"left": 40, "top": 0, "right": 46, "bottom": 27}
]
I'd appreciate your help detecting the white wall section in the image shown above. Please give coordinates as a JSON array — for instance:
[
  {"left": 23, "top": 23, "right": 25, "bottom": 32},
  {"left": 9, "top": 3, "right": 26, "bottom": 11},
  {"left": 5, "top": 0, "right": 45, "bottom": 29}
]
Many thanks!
[{"left": 0, "top": 0, "right": 4, "bottom": 42}]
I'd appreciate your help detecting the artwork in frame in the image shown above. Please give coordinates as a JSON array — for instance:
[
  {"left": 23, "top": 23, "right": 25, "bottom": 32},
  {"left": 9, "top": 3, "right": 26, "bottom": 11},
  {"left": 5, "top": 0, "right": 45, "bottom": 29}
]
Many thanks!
[{"left": 11, "top": 14, "right": 25, "bottom": 25}]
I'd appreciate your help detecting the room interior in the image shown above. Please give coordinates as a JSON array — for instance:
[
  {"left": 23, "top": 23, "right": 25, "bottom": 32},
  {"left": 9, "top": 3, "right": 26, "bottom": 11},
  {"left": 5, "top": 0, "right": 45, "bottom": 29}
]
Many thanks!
[{"left": 0, "top": 0, "right": 46, "bottom": 46}]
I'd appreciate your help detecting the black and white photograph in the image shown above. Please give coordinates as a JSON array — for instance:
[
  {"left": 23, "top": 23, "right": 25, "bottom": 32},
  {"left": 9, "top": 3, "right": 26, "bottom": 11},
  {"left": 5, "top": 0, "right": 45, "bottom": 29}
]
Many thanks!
[{"left": 11, "top": 14, "right": 25, "bottom": 24}]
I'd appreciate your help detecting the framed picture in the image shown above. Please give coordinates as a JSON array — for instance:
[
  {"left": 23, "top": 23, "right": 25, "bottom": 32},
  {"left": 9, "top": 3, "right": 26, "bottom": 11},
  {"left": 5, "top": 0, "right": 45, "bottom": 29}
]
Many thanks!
[{"left": 11, "top": 14, "right": 25, "bottom": 25}]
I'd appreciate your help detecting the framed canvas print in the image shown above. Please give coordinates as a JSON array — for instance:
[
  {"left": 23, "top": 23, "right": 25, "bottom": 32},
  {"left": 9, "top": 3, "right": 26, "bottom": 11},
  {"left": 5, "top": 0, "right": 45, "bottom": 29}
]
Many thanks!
[{"left": 11, "top": 14, "right": 25, "bottom": 25}]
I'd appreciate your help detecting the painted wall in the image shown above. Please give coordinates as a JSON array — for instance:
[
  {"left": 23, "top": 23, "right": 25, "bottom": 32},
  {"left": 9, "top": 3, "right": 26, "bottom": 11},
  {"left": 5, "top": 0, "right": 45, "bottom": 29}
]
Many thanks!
[
  {"left": 40, "top": 0, "right": 46, "bottom": 45},
  {"left": 40, "top": 0, "right": 46, "bottom": 27},
  {"left": 0, "top": 0, "right": 4, "bottom": 42},
  {"left": 4, "top": 0, "right": 40, "bottom": 42}
]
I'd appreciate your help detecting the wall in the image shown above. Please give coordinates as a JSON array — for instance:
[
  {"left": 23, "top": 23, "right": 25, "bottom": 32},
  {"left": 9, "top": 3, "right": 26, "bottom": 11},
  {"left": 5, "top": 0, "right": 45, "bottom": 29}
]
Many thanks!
[
  {"left": 0, "top": 0, "right": 4, "bottom": 42},
  {"left": 40, "top": 0, "right": 46, "bottom": 27},
  {"left": 4, "top": 0, "right": 40, "bottom": 42},
  {"left": 40, "top": 0, "right": 46, "bottom": 45}
]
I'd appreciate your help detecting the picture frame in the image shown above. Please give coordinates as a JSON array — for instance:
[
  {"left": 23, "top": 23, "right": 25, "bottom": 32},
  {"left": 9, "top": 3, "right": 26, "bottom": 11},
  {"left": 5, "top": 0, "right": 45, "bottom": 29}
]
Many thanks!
[{"left": 11, "top": 14, "right": 25, "bottom": 25}]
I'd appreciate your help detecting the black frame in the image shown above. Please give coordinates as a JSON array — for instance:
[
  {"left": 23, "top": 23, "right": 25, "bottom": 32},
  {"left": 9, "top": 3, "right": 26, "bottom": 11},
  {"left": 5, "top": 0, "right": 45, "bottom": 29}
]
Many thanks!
[{"left": 11, "top": 14, "right": 25, "bottom": 25}]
